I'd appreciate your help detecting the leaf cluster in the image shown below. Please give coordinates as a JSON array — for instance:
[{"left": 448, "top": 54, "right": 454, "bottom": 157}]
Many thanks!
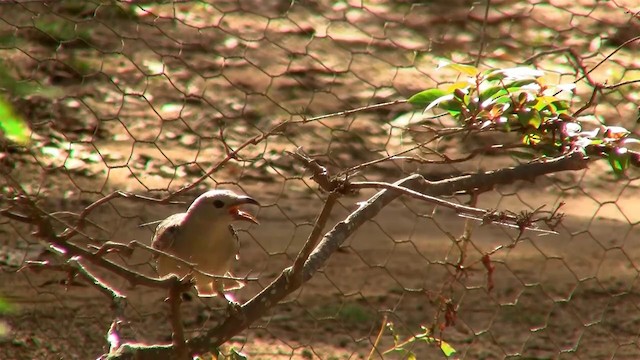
[{"left": 408, "top": 61, "right": 640, "bottom": 175}]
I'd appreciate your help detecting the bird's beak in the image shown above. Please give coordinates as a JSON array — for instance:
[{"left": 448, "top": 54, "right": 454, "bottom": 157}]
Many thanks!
[{"left": 229, "top": 196, "right": 260, "bottom": 224}]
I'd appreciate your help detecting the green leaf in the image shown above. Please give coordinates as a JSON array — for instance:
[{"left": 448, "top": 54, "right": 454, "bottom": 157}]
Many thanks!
[
  {"left": 438, "top": 100, "right": 464, "bottom": 118},
  {"left": 425, "top": 93, "right": 455, "bottom": 112},
  {"left": 534, "top": 97, "right": 569, "bottom": 113},
  {"left": 0, "top": 61, "right": 65, "bottom": 98},
  {"left": 517, "top": 109, "right": 542, "bottom": 129},
  {"left": 408, "top": 88, "right": 448, "bottom": 108},
  {"left": 507, "top": 78, "right": 540, "bottom": 89},
  {"left": 551, "top": 100, "right": 570, "bottom": 113},
  {"left": 479, "top": 79, "right": 539, "bottom": 106},
  {"left": 479, "top": 85, "right": 508, "bottom": 104},
  {"left": 483, "top": 68, "right": 508, "bottom": 81},
  {"left": 0, "top": 98, "right": 31, "bottom": 145},
  {"left": 438, "top": 340, "right": 457, "bottom": 357},
  {"left": 0, "top": 321, "right": 8, "bottom": 339},
  {"left": 484, "top": 67, "right": 544, "bottom": 82},
  {"left": 437, "top": 60, "right": 479, "bottom": 77},
  {"left": 444, "top": 81, "right": 473, "bottom": 93},
  {"left": 228, "top": 348, "right": 248, "bottom": 360},
  {"left": 414, "top": 332, "right": 457, "bottom": 358},
  {"left": 608, "top": 149, "right": 630, "bottom": 175}
]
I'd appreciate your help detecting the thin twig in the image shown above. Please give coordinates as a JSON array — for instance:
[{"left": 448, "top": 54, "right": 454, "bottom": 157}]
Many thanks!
[
  {"left": 524, "top": 47, "right": 597, "bottom": 86},
  {"left": 455, "top": 193, "right": 477, "bottom": 270},
  {"left": 49, "top": 211, "right": 110, "bottom": 234},
  {"left": 367, "top": 314, "right": 388, "bottom": 360},
  {"left": 601, "top": 78, "right": 640, "bottom": 90},
  {"left": 288, "top": 148, "right": 340, "bottom": 191},
  {"left": 168, "top": 283, "right": 188, "bottom": 359},
  {"left": 20, "top": 259, "right": 127, "bottom": 316},
  {"left": 348, "top": 181, "right": 554, "bottom": 232},
  {"left": 474, "top": 0, "right": 492, "bottom": 67},
  {"left": 90, "top": 241, "right": 258, "bottom": 283},
  {"left": 62, "top": 124, "right": 285, "bottom": 243},
  {"left": 292, "top": 100, "right": 408, "bottom": 124},
  {"left": 290, "top": 192, "right": 338, "bottom": 283},
  {"left": 334, "top": 126, "right": 471, "bottom": 177},
  {"left": 173, "top": 127, "right": 281, "bottom": 196},
  {"left": 4, "top": 197, "right": 192, "bottom": 291},
  {"left": 60, "top": 191, "right": 183, "bottom": 241},
  {"left": 574, "top": 35, "right": 640, "bottom": 85},
  {"left": 70, "top": 259, "right": 126, "bottom": 300},
  {"left": 394, "top": 142, "right": 528, "bottom": 165},
  {"left": 572, "top": 84, "right": 600, "bottom": 117}
]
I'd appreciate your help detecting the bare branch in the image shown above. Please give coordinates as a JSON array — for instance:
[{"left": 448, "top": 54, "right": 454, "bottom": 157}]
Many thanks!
[
  {"left": 367, "top": 314, "right": 389, "bottom": 360},
  {"left": 173, "top": 124, "right": 283, "bottom": 196},
  {"left": 574, "top": 35, "right": 640, "bottom": 85},
  {"left": 290, "top": 191, "right": 338, "bottom": 284},
  {"left": 292, "top": 100, "right": 408, "bottom": 124},
  {"left": 474, "top": 0, "right": 492, "bottom": 66},
  {"left": 70, "top": 259, "right": 126, "bottom": 303},
  {"left": 411, "top": 150, "right": 588, "bottom": 197},
  {"left": 90, "top": 241, "right": 258, "bottom": 283},
  {"left": 1, "top": 190, "right": 192, "bottom": 292},
  {"left": 288, "top": 148, "right": 342, "bottom": 192},
  {"left": 349, "top": 181, "right": 556, "bottom": 234},
  {"left": 60, "top": 191, "right": 183, "bottom": 241},
  {"left": 58, "top": 124, "right": 287, "bottom": 244},
  {"left": 168, "top": 283, "right": 188, "bottom": 360},
  {"left": 20, "top": 258, "right": 127, "bottom": 317}
]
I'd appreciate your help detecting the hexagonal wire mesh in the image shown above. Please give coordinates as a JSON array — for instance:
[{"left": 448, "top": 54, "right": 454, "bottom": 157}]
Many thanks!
[{"left": 1, "top": 0, "right": 639, "bottom": 359}]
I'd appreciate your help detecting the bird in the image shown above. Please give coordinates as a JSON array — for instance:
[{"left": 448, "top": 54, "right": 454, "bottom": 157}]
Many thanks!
[{"left": 151, "top": 189, "right": 260, "bottom": 298}]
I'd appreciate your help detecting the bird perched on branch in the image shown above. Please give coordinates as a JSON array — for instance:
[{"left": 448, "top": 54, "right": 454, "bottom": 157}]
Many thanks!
[{"left": 151, "top": 189, "right": 260, "bottom": 298}]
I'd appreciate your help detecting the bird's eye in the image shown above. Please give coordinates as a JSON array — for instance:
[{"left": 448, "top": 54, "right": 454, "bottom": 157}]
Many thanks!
[{"left": 213, "top": 200, "right": 225, "bottom": 208}]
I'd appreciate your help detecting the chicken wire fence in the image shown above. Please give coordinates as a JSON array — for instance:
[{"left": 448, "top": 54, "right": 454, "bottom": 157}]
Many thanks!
[{"left": 1, "top": 0, "right": 639, "bottom": 359}]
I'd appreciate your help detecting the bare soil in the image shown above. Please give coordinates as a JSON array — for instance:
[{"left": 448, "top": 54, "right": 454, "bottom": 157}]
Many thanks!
[{"left": 1, "top": 1, "right": 640, "bottom": 359}]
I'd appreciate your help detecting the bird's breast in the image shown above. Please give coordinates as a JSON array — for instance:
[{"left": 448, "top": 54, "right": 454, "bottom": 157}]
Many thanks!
[{"left": 172, "top": 220, "right": 239, "bottom": 268}]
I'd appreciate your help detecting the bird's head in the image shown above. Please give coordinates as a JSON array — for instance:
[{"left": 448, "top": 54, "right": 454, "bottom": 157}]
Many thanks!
[{"left": 187, "top": 189, "right": 260, "bottom": 224}]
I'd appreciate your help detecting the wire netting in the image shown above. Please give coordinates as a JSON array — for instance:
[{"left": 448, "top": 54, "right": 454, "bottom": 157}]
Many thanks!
[{"left": 1, "top": 1, "right": 639, "bottom": 359}]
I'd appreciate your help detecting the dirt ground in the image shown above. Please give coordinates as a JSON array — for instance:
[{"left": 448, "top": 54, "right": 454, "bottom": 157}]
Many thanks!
[{"left": 1, "top": 1, "right": 640, "bottom": 359}]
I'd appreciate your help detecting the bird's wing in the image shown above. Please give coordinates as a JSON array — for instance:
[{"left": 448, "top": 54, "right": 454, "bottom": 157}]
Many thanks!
[
  {"left": 151, "top": 213, "right": 185, "bottom": 259},
  {"left": 229, "top": 224, "right": 241, "bottom": 260}
]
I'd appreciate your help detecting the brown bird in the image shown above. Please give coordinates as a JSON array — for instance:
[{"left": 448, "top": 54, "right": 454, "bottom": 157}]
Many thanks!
[{"left": 151, "top": 189, "right": 259, "bottom": 297}]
